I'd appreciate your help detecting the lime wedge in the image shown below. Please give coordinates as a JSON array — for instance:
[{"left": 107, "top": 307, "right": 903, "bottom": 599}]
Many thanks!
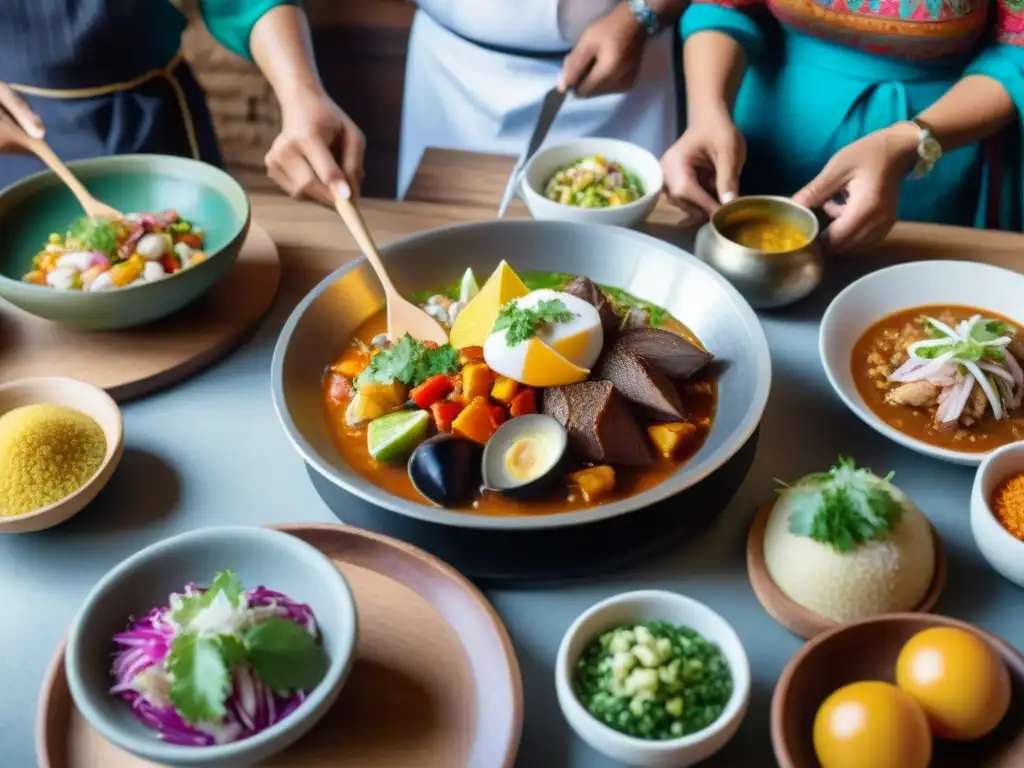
[
  {"left": 458, "top": 267, "right": 479, "bottom": 303},
  {"left": 367, "top": 410, "right": 430, "bottom": 463}
]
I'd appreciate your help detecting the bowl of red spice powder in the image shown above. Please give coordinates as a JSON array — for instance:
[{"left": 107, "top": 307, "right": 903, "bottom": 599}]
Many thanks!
[{"left": 972, "top": 441, "right": 1024, "bottom": 588}]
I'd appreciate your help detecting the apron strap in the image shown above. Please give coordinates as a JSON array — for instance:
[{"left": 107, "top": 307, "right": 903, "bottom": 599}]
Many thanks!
[{"left": 7, "top": 51, "right": 200, "bottom": 160}]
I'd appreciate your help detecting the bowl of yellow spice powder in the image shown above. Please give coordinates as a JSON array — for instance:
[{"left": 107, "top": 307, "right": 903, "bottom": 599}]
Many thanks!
[
  {"left": 0, "top": 377, "right": 122, "bottom": 533},
  {"left": 972, "top": 441, "right": 1024, "bottom": 589}
]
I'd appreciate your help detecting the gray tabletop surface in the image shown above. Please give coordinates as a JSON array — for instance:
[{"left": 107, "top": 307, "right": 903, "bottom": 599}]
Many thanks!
[{"left": 3, "top": 235, "right": 1023, "bottom": 768}]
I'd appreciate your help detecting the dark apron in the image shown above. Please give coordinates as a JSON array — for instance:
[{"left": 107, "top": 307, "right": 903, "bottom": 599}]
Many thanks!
[{"left": 0, "top": 0, "right": 222, "bottom": 189}]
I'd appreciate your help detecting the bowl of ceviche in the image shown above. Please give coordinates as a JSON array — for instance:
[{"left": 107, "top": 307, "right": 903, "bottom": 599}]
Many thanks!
[
  {"left": 0, "top": 154, "right": 249, "bottom": 331},
  {"left": 64, "top": 526, "right": 357, "bottom": 766},
  {"left": 520, "top": 138, "right": 663, "bottom": 229}
]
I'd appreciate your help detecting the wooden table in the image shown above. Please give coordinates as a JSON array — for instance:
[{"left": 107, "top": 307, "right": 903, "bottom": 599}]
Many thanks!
[{"left": 254, "top": 147, "right": 1024, "bottom": 292}]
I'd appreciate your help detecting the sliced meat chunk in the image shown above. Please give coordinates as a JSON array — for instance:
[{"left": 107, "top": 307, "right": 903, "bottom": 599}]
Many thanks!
[
  {"left": 612, "top": 327, "right": 713, "bottom": 379},
  {"left": 562, "top": 276, "right": 620, "bottom": 334},
  {"left": 1008, "top": 336, "right": 1024, "bottom": 363},
  {"left": 961, "top": 384, "right": 989, "bottom": 426},
  {"left": 541, "top": 381, "right": 654, "bottom": 466},
  {"left": 596, "top": 345, "right": 685, "bottom": 421},
  {"left": 885, "top": 381, "right": 941, "bottom": 408}
]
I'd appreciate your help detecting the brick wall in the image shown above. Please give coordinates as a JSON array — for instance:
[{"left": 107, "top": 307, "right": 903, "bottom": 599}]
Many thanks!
[{"left": 178, "top": 0, "right": 414, "bottom": 197}]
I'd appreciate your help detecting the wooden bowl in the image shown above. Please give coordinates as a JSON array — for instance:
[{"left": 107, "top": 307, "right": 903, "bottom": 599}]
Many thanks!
[
  {"left": 771, "top": 613, "right": 1024, "bottom": 768},
  {"left": 747, "top": 503, "right": 947, "bottom": 639},
  {"left": 0, "top": 377, "right": 123, "bottom": 533}
]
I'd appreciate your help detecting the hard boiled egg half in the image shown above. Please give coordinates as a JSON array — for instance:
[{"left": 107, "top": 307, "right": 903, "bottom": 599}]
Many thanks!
[{"left": 483, "top": 289, "right": 604, "bottom": 387}]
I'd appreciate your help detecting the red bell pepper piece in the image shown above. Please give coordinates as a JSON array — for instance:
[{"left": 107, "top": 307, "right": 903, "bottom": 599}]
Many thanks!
[
  {"left": 410, "top": 374, "right": 455, "bottom": 409},
  {"left": 430, "top": 400, "right": 464, "bottom": 432},
  {"left": 489, "top": 404, "right": 507, "bottom": 426},
  {"left": 509, "top": 388, "right": 537, "bottom": 418},
  {"left": 174, "top": 233, "right": 203, "bottom": 249}
]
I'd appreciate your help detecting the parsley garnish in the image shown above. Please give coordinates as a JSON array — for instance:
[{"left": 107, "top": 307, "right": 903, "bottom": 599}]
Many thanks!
[
  {"left": 163, "top": 571, "right": 329, "bottom": 724},
  {"left": 355, "top": 334, "right": 459, "bottom": 389},
  {"left": 493, "top": 298, "right": 575, "bottom": 346},
  {"left": 67, "top": 215, "right": 118, "bottom": 256},
  {"left": 411, "top": 272, "right": 669, "bottom": 327},
  {"left": 780, "top": 457, "right": 904, "bottom": 553}
]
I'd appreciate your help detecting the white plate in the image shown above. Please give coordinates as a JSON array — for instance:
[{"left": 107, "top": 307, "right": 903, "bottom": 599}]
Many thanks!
[{"left": 819, "top": 260, "right": 1024, "bottom": 466}]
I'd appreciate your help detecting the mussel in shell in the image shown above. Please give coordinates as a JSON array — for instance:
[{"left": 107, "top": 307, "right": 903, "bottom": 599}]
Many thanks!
[
  {"left": 481, "top": 414, "right": 567, "bottom": 497},
  {"left": 408, "top": 433, "right": 483, "bottom": 507}
]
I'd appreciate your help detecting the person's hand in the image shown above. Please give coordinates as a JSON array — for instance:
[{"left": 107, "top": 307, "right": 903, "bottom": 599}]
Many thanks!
[
  {"left": 560, "top": 3, "right": 645, "bottom": 97},
  {"left": 0, "top": 81, "right": 45, "bottom": 150},
  {"left": 661, "top": 110, "right": 745, "bottom": 215},
  {"left": 265, "top": 87, "right": 365, "bottom": 205},
  {"left": 792, "top": 123, "right": 919, "bottom": 253}
]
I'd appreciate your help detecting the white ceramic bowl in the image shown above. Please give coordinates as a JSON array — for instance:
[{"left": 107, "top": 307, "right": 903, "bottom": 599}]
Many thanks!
[
  {"left": 520, "top": 138, "right": 663, "bottom": 228},
  {"left": 555, "top": 590, "right": 750, "bottom": 767},
  {"left": 820, "top": 260, "right": 1024, "bottom": 466},
  {"left": 972, "top": 441, "right": 1024, "bottom": 588}
]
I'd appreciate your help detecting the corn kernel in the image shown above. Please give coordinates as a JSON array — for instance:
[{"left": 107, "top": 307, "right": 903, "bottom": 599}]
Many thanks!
[
  {"left": 22, "top": 270, "right": 46, "bottom": 286},
  {"left": 109, "top": 262, "right": 142, "bottom": 287},
  {"left": 47, "top": 233, "right": 63, "bottom": 245}
]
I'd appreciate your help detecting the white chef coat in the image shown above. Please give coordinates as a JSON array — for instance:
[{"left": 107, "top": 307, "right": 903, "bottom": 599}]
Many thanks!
[{"left": 398, "top": 0, "right": 678, "bottom": 199}]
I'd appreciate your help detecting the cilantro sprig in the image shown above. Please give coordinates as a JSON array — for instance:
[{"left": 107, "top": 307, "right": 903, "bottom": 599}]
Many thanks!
[
  {"left": 493, "top": 298, "right": 574, "bottom": 346},
  {"left": 411, "top": 271, "right": 668, "bottom": 327},
  {"left": 779, "top": 457, "right": 904, "bottom": 553},
  {"left": 355, "top": 334, "right": 459, "bottom": 389},
  {"left": 67, "top": 215, "right": 119, "bottom": 256},
  {"left": 163, "top": 570, "right": 329, "bottom": 725}
]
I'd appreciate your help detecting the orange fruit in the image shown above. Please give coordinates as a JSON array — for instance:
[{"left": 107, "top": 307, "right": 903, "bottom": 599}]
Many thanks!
[
  {"left": 813, "top": 681, "right": 932, "bottom": 768},
  {"left": 896, "top": 626, "right": 1011, "bottom": 740}
]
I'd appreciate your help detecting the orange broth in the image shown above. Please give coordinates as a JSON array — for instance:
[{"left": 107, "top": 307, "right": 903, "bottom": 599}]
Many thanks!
[
  {"left": 323, "top": 311, "right": 718, "bottom": 516},
  {"left": 852, "top": 304, "right": 1024, "bottom": 452}
]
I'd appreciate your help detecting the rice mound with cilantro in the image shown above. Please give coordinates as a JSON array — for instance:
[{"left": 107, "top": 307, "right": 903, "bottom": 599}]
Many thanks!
[{"left": 763, "top": 460, "right": 936, "bottom": 623}]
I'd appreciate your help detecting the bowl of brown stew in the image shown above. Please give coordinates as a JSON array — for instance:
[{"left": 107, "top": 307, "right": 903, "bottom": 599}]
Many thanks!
[
  {"left": 271, "top": 220, "right": 771, "bottom": 535},
  {"left": 820, "top": 260, "right": 1024, "bottom": 466}
]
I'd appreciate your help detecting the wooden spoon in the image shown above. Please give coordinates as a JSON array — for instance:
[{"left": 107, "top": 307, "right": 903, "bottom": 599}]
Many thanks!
[
  {"left": 0, "top": 112, "right": 122, "bottom": 219},
  {"left": 332, "top": 189, "right": 449, "bottom": 346}
]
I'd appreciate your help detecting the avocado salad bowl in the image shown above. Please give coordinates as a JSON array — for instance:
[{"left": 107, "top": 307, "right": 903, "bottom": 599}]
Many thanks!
[
  {"left": 0, "top": 154, "right": 250, "bottom": 331},
  {"left": 271, "top": 219, "right": 772, "bottom": 581}
]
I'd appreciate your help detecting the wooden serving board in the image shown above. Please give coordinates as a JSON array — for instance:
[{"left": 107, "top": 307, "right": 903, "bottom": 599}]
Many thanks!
[
  {"left": 35, "top": 524, "right": 523, "bottom": 768},
  {"left": 0, "top": 223, "right": 280, "bottom": 402}
]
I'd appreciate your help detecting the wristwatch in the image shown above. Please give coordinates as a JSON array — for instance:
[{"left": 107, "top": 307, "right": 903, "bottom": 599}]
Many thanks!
[
  {"left": 627, "top": 0, "right": 663, "bottom": 36},
  {"left": 909, "top": 118, "right": 942, "bottom": 179}
]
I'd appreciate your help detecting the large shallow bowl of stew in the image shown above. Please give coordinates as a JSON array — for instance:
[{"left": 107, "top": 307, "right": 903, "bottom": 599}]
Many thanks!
[
  {"left": 820, "top": 260, "right": 1024, "bottom": 466},
  {"left": 272, "top": 220, "right": 770, "bottom": 535}
]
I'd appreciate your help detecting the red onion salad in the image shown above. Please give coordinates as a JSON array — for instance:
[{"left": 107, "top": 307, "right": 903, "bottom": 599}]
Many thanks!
[
  {"left": 888, "top": 315, "right": 1022, "bottom": 426},
  {"left": 110, "top": 572, "right": 327, "bottom": 746}
]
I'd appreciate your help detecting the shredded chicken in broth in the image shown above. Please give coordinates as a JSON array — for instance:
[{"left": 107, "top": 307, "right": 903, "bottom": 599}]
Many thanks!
[{"left": 854, "top": 305, "right": 1024, "bottom": 452}]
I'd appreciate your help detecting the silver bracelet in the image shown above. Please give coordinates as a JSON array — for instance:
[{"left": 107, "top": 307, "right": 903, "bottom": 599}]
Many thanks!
[{"left": 627, "top": 0, "right": 663, "bottom": 36}]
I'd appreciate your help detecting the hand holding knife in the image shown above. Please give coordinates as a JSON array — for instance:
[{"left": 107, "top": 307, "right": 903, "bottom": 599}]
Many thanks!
[{"left": 497, "top": 61, "right": 594, "bottom": 219}]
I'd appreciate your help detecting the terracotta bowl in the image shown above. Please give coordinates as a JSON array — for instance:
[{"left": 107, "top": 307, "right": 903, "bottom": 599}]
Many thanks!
[
  {"left": 0, "top": 376, "right": 123, "bottom": 533},
  {"left": 772, "top": 613, "right": 1024, "bottom": 768},
  {"left": 747, "top": 503, "right": 947, "bottom": 639}
]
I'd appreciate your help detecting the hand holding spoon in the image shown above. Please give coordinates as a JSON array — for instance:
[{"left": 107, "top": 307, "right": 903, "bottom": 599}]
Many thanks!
[
  {"left": 0, "top": 85, "right": 122, "bottom": 220},
  {"left": 331, "top": 186, "right": 449, "bottom": 346}
]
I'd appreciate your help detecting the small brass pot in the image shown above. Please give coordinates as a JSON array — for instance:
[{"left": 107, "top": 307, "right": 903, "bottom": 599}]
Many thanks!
[{"left": 694, "top": 196, "right": 824, "bottom": 309}]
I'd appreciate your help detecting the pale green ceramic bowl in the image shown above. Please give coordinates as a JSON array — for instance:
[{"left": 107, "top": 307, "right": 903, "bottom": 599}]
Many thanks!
[{"left": 0, "top": 155, "right": 250, "bottom": 331}]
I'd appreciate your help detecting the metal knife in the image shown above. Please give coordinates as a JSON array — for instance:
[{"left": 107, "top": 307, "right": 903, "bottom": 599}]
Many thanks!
[{"left": 497, "top": 86, "right": 568, "bottom": 218}]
